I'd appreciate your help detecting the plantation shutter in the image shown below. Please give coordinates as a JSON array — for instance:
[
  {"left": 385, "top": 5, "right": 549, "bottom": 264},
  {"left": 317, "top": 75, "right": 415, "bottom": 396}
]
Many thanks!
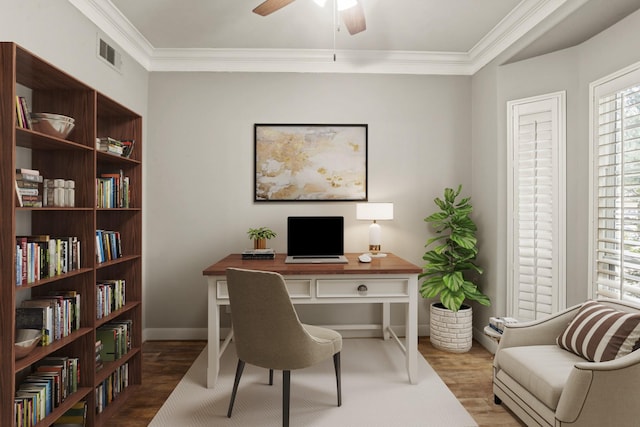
[
  {"left": 507, "top": 92, "right": 566, "bottom": 321},
  {"left": 592, "top": 66, "right": 640, "bottom": 304}
]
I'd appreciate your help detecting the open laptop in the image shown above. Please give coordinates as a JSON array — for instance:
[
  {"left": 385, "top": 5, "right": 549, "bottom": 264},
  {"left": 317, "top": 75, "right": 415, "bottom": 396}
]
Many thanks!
[{"left": 285, "top": 216, "right": 348, "bottom": 264}]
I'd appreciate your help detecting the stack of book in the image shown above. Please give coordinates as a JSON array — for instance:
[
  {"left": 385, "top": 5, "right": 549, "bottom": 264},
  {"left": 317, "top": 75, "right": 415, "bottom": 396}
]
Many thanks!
[
  {"left": 15, "top": 168, "right": 43, "bottom": 207},
  {"left": 96, "top": 137, "right": 135, "bottom": 158},
  {"left": 488, "top": 316, "right": 519, "bottom": 334},
  {"left": 241, "top": 248, "right": 276, "bottom": 260}
]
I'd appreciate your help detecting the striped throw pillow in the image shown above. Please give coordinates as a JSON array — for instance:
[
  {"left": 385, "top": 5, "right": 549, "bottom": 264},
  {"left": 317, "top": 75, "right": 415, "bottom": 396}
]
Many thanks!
[{"left": 556, "top": 301, "right": 640, "bottom": 362}]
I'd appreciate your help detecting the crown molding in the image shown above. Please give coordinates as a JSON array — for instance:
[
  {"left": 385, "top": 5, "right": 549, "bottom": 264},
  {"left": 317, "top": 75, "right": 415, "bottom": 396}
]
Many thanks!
[
  {"left": 148, "top": 48, "right": 474, "bottom": 74},
  {"left": 69, "top": 0, "right": 569, "bottom": 75}
]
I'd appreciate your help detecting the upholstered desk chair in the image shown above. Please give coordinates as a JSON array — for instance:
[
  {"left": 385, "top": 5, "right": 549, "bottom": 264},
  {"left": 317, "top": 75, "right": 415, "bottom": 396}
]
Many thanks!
[{"left": 225, "top": 267, "right": 342, "bottom": 427}]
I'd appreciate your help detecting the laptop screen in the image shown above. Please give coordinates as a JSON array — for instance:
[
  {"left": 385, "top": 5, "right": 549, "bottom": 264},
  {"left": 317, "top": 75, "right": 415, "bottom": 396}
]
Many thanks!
[{"left": 287, "top": 216, "right": 344, "bottom": 257}]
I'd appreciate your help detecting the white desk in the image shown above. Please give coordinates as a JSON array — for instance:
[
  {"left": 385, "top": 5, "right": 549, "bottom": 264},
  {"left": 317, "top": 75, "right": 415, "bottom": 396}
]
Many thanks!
[{"left": 203, "top": 253, "right": 421, "bottom": 388}]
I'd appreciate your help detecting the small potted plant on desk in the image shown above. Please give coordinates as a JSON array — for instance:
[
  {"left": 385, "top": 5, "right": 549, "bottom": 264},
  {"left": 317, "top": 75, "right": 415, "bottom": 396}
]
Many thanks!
[
  {"left": 419, "top": 185, "right": 490, "bottom": 353},
  {"left": 247, "top": 227, "right": 277, "bottom": 250}
]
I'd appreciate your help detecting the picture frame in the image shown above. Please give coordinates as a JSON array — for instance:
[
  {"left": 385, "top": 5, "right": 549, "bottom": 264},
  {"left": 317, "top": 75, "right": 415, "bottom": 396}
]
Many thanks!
[{"left": 254, "top": 123, "right": 368, "bottom": 202}]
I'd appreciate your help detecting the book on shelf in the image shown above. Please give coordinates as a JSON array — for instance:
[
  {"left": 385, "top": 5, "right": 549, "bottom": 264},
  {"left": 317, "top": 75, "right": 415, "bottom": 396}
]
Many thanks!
[
  {"left": 15, "top": 169, "right": 42, "bottom": 208},
  {"left": 19, "top": 292, "right": 81, "bottom": 344},
  {"left": 96, "top": 136, "right": 135, "bottom": 158},
  {"left": 120, "top": 139, "right": 135, "bottom": 158},
  {"left": 37, "top": 356, "right": 80, "bottom": 401},
  {"left": 15, "top": 96, "right": 32, "bottom": 130},
  {"left": 16, "top": 167, "right": 39, "bottom": 176},
  {"left": 96, "top": 137, "right": 124, "bottom": 155},
  {"left": 96, "top": 279, "right": 126, "bottom": 318},
  {"left": 15, "top": 236, "right": 81, "bottom": 285},
  {"left": 53, "top": 400, "right": 87, "bottom": 426},
  {"left": 22, "top": 374, "right": 54, "bottom": 414},
  {"left": 15, "top": 173, "right": 43, "bottom": 182},
  {"left": 95, "top": 340, "right": 104, "bottom": 371},
  {"left": 96, "top": 319, "right": 133, "bottom": 362},
  {"left": 97, "top": 169, "right": 130, "bottom": 208},
  {"left": 95, "top": 230, "right": 122, "bottom": 263},
  {"left": 242, "top": 248, "right": 276, "bottom": 260},
  {"left": 95, "top": 363, "right": 129, "bottom": 414},
  {"left": 16, "top": 386, "right": 47, "bottom": 423}
]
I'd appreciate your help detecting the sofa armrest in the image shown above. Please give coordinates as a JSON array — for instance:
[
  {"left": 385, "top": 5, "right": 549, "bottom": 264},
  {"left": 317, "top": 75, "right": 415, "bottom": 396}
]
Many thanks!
[
  {"left": 497, "top": 304, "right": 581, "bottom": 351},
  {"left": 555, "top": 350, "right": 640, "bottom": 426}
]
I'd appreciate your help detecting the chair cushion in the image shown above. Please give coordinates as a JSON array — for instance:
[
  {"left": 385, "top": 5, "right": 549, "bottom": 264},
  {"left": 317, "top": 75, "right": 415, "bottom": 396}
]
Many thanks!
[
  {"left": 556, "top": 300, "right": 640, "bottom": 362},
  {"left": 495, "top": 345, "right": 585, "bottom": 410},
  {"left": 303, "top": 324, "right": 343, "bottom": 354}
]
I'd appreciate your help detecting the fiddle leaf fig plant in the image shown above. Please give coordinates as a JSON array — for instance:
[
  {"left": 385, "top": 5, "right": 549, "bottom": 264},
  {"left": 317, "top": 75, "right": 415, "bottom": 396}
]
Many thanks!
[{"left": 419, "top": 185, "right": 490, "bottom": 312}]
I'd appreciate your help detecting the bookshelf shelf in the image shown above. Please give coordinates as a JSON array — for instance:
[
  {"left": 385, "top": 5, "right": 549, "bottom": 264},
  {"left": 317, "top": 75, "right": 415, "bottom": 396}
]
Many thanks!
[{"left": 1, "top": 42, "right": 143, "bottom": 426}]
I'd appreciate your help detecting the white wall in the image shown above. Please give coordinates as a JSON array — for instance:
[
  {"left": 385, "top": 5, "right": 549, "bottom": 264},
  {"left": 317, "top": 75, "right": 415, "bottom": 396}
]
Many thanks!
[
  {"left": 144, "top": 72, "right": 472, "bottom": 338},
  {"left": 0, "top": 1, "right": 148, "bottom": 115},
  {"left": 471, "top": 8, "right": 640, "bottom": 346}
]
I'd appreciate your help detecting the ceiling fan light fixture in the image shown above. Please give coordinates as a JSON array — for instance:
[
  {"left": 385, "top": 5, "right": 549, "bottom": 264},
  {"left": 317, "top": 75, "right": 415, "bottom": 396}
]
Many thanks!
[{"left": 337, "top": 0, "right": 358, "bottom": 11}]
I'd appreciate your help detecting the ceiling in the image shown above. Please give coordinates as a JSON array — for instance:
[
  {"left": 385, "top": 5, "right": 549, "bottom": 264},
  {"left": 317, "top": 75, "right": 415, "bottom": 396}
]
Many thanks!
[{"left": 69, "top": 0, "right": 640, "bottom": 74}]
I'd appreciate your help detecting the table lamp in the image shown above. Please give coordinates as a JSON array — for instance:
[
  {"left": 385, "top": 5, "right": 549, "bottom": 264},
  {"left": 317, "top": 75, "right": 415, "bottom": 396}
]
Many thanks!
[{"left": 356, "top": 202, "right": 394, "bottom": 257}]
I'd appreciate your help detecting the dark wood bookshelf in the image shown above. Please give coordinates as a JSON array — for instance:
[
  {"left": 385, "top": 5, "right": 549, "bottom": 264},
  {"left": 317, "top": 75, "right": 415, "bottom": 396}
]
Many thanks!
[{"left": 1, "top": 42, "right": 143, "bottom": 426}]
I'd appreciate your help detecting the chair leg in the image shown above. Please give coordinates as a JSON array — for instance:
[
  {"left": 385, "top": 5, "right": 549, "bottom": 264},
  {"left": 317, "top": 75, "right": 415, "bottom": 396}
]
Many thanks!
[
  {"left": 283, "top": 370, "right": 290, "bottom": 427},
  {"left": 333, "top": 352, "right": 342, "bottom": 407},
  {"left": 269, "top": 368, "right": 274, "bottom": 385},
  {"left": 227, "top": 359, "right": 245, "bottom": 418}
]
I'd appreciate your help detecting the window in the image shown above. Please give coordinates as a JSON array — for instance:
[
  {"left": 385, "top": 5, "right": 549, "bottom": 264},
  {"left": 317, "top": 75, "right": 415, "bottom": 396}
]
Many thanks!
[
  {"left": 507, "top": 92, "right": 566, "bottom": 320},
  {"left": 590, "top": 63, "right": 640, "bottom": 303}
]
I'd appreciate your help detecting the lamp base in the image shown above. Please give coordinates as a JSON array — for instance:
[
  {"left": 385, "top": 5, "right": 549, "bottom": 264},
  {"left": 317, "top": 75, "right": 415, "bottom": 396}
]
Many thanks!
[{"left": 367, "top": 245, "right": 387, "bottom": 257}]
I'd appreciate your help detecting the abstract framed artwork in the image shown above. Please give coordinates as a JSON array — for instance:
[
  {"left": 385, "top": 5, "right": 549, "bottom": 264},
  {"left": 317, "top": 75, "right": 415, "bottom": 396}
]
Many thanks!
[{"left": 254, "top": 123, "right": 368, "bottom": 201}]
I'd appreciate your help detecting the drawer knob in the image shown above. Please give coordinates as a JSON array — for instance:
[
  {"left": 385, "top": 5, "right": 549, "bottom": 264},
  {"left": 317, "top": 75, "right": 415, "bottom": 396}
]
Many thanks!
[{"left": 357, "top": 284, "right": 368, "bottom": 293}]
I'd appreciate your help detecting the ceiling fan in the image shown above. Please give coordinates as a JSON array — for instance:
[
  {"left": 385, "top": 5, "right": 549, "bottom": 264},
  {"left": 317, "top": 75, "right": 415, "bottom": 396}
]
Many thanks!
[{"left": 252, "top": 0, "right": 366, "bottom": 35}]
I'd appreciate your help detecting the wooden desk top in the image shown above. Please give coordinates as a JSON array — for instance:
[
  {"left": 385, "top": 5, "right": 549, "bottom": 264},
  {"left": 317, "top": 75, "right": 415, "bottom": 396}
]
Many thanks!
[{"left": 203, "top": 253, "right": 422, "bottom": 276}]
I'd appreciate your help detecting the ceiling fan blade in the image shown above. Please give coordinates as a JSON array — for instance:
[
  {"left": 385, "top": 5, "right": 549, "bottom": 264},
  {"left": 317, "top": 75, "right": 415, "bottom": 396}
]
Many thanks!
[
  {"left": 341, "top": 0, "right": 366, "bottom": 35},
  {"left": 253, "top": 0, "right": 296, "bottom": 16}
]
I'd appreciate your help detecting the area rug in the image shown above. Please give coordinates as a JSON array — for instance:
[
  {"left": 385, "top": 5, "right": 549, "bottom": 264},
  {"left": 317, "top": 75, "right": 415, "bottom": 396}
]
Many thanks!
[{"left": 150, "top": 338, "right": 478, "bottom": 427}]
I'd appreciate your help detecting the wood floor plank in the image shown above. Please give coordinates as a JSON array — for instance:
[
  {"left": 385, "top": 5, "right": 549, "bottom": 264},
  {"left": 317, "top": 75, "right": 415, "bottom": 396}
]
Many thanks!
[{"left": 105, "top": 338, "right": 524, "bottom": 426}]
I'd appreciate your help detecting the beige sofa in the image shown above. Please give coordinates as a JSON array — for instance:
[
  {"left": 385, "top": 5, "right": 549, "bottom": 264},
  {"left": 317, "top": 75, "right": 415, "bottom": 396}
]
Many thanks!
[{"left": 493, "top": 298, "right": 640, "bottom": 427}]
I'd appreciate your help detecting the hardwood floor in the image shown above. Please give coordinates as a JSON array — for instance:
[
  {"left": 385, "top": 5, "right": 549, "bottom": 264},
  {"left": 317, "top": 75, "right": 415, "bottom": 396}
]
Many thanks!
[{"left": 106, "top": 338, "right": 524, "bottom": 426}]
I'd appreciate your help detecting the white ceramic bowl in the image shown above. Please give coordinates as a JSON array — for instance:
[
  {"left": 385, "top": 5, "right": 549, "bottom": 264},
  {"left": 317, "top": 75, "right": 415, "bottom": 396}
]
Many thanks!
[
  {"left": 14, "top": 329, "right": 41, "bottom": 359},
  {"left": 31, "top": 113, "right": 75, "bottom": 139}
]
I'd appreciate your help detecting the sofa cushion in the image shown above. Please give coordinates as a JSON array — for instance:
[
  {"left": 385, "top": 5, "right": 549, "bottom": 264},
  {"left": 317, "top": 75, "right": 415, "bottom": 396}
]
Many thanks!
[
  {"left": 495, "top": 345, "right": 584, "bottom": 410},
  {"left": 556, "top": 300, "right": 640, "bottom": 362}
]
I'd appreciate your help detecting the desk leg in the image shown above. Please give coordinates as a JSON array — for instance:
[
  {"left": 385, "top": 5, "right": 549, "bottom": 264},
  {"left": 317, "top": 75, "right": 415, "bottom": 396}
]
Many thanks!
[
  {"left": 382, "top": 302, "right": 390, "bottom": 340},
  {"left": 207, "top": 278, "right": 221, "bottom": 389},
  {"left": 406, "top": 275, "right": 418, "bottom": 384}
]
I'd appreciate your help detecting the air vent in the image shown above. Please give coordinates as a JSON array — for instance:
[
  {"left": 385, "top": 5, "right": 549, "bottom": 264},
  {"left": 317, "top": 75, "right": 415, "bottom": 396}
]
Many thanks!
[{"left": 97, "top": 37, "right": 122, "bottom": 71}]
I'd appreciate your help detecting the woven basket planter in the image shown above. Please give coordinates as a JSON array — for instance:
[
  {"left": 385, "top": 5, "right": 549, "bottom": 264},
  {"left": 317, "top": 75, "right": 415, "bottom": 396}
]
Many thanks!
[{"left": 429, "top": 302, "right": 473, "bottom": 353}]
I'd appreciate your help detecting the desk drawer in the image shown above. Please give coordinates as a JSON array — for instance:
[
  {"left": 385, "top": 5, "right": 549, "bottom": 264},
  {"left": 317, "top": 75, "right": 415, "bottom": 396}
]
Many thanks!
[
  {"left": 316, "top": 279, "right": 409, "bottom": 298},
  {"left": 216, "top": 279, "right": 312, "bottom": 299}
]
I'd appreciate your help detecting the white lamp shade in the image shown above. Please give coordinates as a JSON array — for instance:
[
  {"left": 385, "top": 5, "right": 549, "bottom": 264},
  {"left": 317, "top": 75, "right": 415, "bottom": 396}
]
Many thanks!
[{"left": 356, "top": 203, "right": 394, "bottom": 221}]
